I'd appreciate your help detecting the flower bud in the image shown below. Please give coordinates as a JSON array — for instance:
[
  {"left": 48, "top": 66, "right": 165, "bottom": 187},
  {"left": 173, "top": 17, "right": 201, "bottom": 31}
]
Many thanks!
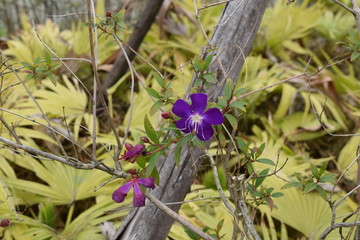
[
  {"left": 106, "top": 11, "right": 112, "bottom": 17},
  {"left": 124, "top": 143, "right": 133, "bottom": 151},
  {"left": 161, "top": 112, "right": 171, "bottom": 119},
  {"left": 141, "top": 136, "right": 150, "bottom": 143},
  {"left": 0, "top": 219, "right": 10, "bottom": 227},
  {"left": 128, "top": 169, "right": 137, "bottom": 175}
]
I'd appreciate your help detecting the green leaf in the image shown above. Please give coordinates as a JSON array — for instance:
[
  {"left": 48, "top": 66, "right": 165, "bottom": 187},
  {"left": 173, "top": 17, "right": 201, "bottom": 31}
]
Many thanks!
[
  {"left": 351, "top": 51, "right": 360, "bottom": 61},
  {"left": 192, "top": 137, "right": 206, "bottom": 149},
  {"left": 256, "top": 158, "right": 275, "bottom": 166},
  {"left": 35, "top": 66, "right": 47, "bottom": 74},
  {"left": 203, "top": 73, "right": 215, "bottom": 83},
  {"left": 146, "top": 87, "right": 161, "bottom": 99},
  {"left": 224, "top": 78, "right": 233, "bottom": 100},
  {"left": 252, "top": 190, "right": 262, "bottom": 197},
  {"left": 46, "top": 73, "right": 57, "bottom": 86},
  {"left": 193, "top": 56, "right": 202, "bottom": 71},
  {"left": 21, "top": 62, "right": 34, "bottom": 70},
  {"left": 174, "top": 134, "right": 194, "bottom": 166},
  {"left": 255, "top": 143, "right": 266, "bottom": 158},
  {"left": 225, "top": 114, "right": 237, "bottom": 129},
  {"left": 304, "top": 182, "right": 317, "bottom": 193},
  {"left": 295, "top": 172, "right": 302, "bottom": 181},
  {"left": 236, "top": 137, "right": 246, "bottom": 153},
  {"left": 315, "top": 185, "right": 328, "bottom": 201},
  {"left": 266, "top": 187, "right": 274, "bottom": 194},
  {"left": 318, "top": 162, "right": 328, "bottom": 176},
  {"left": 150, "top": 100, "right": 163, "bottom": 115},
  {"left": 44, "top": 53, "right": 52, "bottom": 65},
  {"left": 230, "top": 101, "right": 247, "bottom": 112},
  {"left": 135, "top": 156, "right": 147, "bottom": 168},
  {"left": 309, "top": 163, "right": 320, "bottom": 179},
  {"left": 255, "top": 168, "right": 270, "bottom": 188},
  {"left": 144, "top": 115, "right": 159, "bottom": 144},
  {"left": 153, "top": 72, "right": 165, "bottom": 88},
  {"left": 216, "top": 219, "right": 225, "bottom": 233},
  {"left": 217, "top": 96, "right": 227, "bottom": 108},
  {"left": 282, "top": 181, "right": 300, "bottom": 189},
  {"left": 149, "top": 166, "right": 160, "bottom": 185},
  {"left": 34, "top": 57, "right": 41, "bottom": 65},
  {"left": 271, "top": 192, "right": 284, "bottom": 198},
  {"left": 24, "top": 73, "right": 35, "bottom": 81},
  {"left": 234, "top": 87, "right": 248, "bottom": 96},
  {"left": 203, "top": 54, "right": 213, "bottom": 70},
  {"left": 146, "top": 152, "right": 161, "bottom": 177},
  {"left": 184, "top": 227, "right": 201, "bottom": 240},
  {"left": 49, "top": 63, "right": 62, "bottom": 71},
  {"left": 319, "top": 173, "right": 337, "bottom": 183}
]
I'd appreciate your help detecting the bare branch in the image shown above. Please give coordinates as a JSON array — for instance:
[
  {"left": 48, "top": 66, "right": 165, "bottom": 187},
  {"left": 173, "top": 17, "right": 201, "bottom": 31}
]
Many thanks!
[
  {"left": 331, "top": 0, "right": 355, "bottom": 14},
  {"left": 320, "top": 221, "right": 360, "bottom": 239},
  {"left": 144, "top": 192, "right": 215, "bottom": 240},
  {"left": 0, "top": 136, "right": 128, "bottom": 178}
]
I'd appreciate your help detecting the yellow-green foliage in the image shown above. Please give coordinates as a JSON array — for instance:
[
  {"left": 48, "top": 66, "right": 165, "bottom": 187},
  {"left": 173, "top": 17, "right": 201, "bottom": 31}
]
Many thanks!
[
  {"left": 256, "top": 0, "right": 324, "bottom": 60},
  {"left": 1, "top": 0, "right": 360, "bottom": 239}
]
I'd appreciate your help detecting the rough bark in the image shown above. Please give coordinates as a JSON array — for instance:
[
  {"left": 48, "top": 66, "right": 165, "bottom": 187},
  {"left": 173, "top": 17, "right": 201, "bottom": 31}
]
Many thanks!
[
  {"left": 113, "top": 0, "right": 268, "bottom": 239},
  {"left": 101, "top": 0, "right": 165, "bottom": 95}
]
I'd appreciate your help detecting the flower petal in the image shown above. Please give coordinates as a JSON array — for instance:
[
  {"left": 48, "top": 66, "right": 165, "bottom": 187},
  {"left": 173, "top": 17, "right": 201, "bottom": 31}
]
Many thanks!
[
  {"left": 196, "top": 122, "right": 214, "bottom": 141},
  {"left": 122, "top": 144, "right": 145, "bottom": 161},
  {"left": 202, "top": 108, "right": 224, "bottom": 125},
  {"left": 133, "top": 183, "right": 146, "bottom": 207},
  {"left": 172, "top": 99, "right": 191, "bottom": 118},
  {"left": 190, "top": 93, "right": 207, "bottom": 114},
  {"left": 112, "top": 182, "right": 132, "bottom": 203},
  {"left": 138, "top": 177, "right": 156, "bottom": 189},
  {"left": 175, "top": 118, "right": 192, "bottom": 133}
]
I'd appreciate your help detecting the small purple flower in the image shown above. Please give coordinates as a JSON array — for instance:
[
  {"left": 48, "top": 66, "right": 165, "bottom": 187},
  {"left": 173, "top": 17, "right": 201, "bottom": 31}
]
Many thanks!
[
  {"left": 112, "top": 176, "right": 155, "bottom": 207},
  {"left": 172, "top": 93, "right": 224, "bottom": 141},
  {"left": 120, "top": 144, "right": 145, "bottom": 163}
]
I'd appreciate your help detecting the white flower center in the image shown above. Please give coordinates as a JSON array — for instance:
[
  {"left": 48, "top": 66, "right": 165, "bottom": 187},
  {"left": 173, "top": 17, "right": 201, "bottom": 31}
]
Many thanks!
[{"left": 190, "top": 114, "right": 203, "bottom": 123}]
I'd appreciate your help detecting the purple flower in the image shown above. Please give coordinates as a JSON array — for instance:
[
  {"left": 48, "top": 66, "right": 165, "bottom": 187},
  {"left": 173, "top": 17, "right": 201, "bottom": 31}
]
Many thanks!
[
  {"left": 112, "top": 176, "right": 155, "bottom": 207},
  {"left": 120, "top": 144, "right": 145, "bottom": 163},
  {"left": 172, "top": 93, "right": 224, "bottom": 141}
]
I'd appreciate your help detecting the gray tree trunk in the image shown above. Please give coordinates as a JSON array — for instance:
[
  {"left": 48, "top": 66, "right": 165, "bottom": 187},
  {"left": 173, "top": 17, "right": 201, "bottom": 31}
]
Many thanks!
[{"left": 113, "top": 0, "right": 268, "bottom": 239}]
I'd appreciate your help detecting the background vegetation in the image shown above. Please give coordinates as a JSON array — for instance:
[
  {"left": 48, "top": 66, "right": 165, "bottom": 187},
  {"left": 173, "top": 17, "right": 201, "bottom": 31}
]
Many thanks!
[{"left": 0, "top": 0, "right": 360, "bottom": 239}]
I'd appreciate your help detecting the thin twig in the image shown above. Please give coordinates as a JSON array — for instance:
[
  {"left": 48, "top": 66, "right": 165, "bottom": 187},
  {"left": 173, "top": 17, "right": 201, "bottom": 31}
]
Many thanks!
[
  {"left": 0, "top": 175, "right": 23, "bottom": 221},
  {"left": 31, "top": 21, "right": 93, "bottom": 98},
  {"left": 198, "top": 0, "right": 235, "bottom": 11},
  {"left": 0, "top": 107, "right": 91, "bottom": 158},
  {"left": 145, "top": 192, "right": 215, "bottom": 240},
  {"left": 0, "top": 136, "right": 128, "bottom": 178},
  {"left": 86, "top": 0, "right": 99, "bottom": 162},
  {"left": 331, "top": 0, "right": 355, "bottom": 14},
  {"left": 206, "top": 150, "right": 235, "bottom": 214},
  {"left": 0, "top": 116, "right": 21, "bottom": 144},
  {"left": 0, "top": 50, "right": 69, "bottom": 159},
  {"left": 320, "top": 221, "right": 360, "bottom": 239}
]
